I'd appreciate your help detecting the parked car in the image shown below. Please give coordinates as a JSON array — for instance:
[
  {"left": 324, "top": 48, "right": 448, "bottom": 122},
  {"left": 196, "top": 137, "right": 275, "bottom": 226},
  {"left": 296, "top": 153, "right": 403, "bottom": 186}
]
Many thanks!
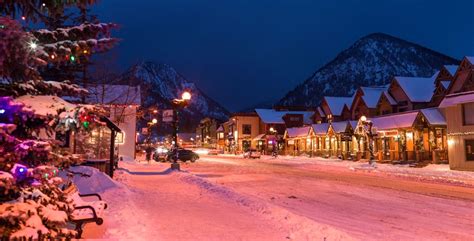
[
  {"left": 243, "top": 149, "right": 261, "bottom": 159},
  {"left": 208, "top": 148, "right": 224, "bottom": 155},
  {"left": 153, "top": 147, "right": 169, "bottom": 162},
  {"left": 167, "top": 149, "right": 200, "bottom": 162}
]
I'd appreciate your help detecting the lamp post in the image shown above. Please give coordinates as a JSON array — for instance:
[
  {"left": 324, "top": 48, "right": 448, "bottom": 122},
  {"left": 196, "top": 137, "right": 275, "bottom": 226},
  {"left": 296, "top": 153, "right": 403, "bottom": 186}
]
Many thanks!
[
  {"left": 170, "top": 91, "right": 191, "bottom": 170},
  {"left": 360, "top": 115, "right": 376, "bottom": 166}
]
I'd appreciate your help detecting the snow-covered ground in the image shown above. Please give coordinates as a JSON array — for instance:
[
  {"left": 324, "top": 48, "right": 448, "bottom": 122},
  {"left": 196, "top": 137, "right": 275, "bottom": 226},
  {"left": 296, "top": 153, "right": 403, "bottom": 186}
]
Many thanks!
[{"left": 77, "top": 155, "right": 474, "bottom": 240}]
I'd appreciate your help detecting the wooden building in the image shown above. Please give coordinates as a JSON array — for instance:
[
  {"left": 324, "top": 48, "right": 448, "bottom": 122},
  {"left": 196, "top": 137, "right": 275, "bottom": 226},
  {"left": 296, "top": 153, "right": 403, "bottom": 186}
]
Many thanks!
[
  {"left": 351, "top": 86, "right": 387, "bottom": 120},
  {"left": 327, "top": 121, "right": 355, "bottom": 159},
  {"left": 388, "top": 75, "right": 436, "bottom": 112},
  {"left": 311, "top": 123, "right": 330, "bottom": 157},
  {"left": 320, "top": 96, "right": 353, "bottom": 122},
  {"left": 439, "top": 56, "right": 474, "bottom": 171},
  {"left": 284, "top": 126, "right": 314, "bottom": 156},
  {"left": 430, "top": 65, "right": 458, "bottom": 107}
]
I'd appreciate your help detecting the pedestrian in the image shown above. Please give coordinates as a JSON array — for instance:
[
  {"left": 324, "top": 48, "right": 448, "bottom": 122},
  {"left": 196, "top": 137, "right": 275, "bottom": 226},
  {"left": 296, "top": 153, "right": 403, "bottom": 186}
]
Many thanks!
[{"left": 146, "top": 146, "right": 152, "bottom": 163}]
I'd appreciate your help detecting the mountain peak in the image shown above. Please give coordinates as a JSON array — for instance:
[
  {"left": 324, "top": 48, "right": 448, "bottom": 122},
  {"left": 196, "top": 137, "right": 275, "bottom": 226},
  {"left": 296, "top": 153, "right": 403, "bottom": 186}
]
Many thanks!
[
  {"left": 119, "top": 61, "right": 229, "bottom": 130},
  {"left": 278, "top": 33, "right": 459, "bottom": 107}
]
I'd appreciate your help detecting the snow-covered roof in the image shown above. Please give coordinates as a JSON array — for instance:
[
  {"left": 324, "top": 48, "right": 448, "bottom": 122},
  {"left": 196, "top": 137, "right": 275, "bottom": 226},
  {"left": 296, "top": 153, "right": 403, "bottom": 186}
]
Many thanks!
[
  {"left": 316, "top": 107, "right": 326, "bottom": 117},
  {"left": 86, "top": 84, "right": 141, "bottom": 105},
  {"left": 285, "top": 126, "right": 312, "bottom": 138},
  {"left": 419, "top": 108, "right": 446, "bottom": 126},
  {"left": 255, "top": 109, "right": 314, "bottom": 124},
  {"left": 323, "top": 96, "right": 353, "bottom": 115},
  {"left": 216, "top": 125, "right": 224, "bottom": 132},
  {"left": 466, "top": 56, "right": 474, "bottom": 64},
  {"left": 444, "top": 65, "right": 458, "bottom": 76},
  {"left": 330, "top": 121, "right": 349, "bottom": 133},
  {"left": 383, "top": 91, "right": 397, "bottom": 105},
  {"left": 394, "top": 76, "right": 435, "bottom": 102},
  {"left": 360, "top": 87, "right": 387, "bottom": 108},
  {"left": 441, "top": 81, "right": 451, "bottom": 89},
  {"left": 370, "top": 111, "right": 418, "bottom": 130},
  {"left": 15, "top": 95, "right": 77, "bottom": 118},
  {"left": 252, "top": 134, "right": 266, "bottom": 141},
  {"left": 349, "top": 121, "right": 358, "bottom": 129},
  {"left": 439, "top": 90, "right": 474, "bottom": 108},
  {"left": 312, "top": 123, "right": 329, "bottom": 135}
]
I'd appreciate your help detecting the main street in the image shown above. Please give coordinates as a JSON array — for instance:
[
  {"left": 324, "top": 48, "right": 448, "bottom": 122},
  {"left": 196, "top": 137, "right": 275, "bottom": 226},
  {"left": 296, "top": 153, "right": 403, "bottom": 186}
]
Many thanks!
[
  {"left": 84, "top": 155, "right": 474, "bottom": 240},
  {"left": 183, "top": 155, "right": 474, "bottom": 240}
]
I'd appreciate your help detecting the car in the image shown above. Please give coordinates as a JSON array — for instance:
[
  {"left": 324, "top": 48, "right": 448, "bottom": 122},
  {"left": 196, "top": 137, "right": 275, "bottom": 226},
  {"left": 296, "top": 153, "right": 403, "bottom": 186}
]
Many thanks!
[
  {"left": 208, "top": 148, "right": 224, "bottom": 155},
  {"left": 153, "top": 147, "right": 169, "bottom": 162},
  {"left": 167, "top": 149, "right": 200, "bottom": 162},
  {"left": 243, "top": 149, "right": 261, "bottom": 159}
]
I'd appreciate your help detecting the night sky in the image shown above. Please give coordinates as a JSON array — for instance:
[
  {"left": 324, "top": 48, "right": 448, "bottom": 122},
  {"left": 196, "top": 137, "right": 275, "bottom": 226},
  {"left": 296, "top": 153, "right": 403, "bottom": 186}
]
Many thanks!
[{"left": 95, "top": 0, "right": 474, "bottom": 111}]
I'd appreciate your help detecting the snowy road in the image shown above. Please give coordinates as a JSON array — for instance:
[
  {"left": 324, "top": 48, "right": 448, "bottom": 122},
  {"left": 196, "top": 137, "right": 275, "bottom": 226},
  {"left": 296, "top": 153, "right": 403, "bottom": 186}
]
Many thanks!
[{"left": 83, "top": 155, "right": 474, "bottom": 240}]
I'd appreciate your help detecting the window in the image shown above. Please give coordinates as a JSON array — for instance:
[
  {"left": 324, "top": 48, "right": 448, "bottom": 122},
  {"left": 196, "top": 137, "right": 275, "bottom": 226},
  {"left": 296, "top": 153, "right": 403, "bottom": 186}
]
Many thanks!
[
  {"left": 466, "top": 140, "right": 474, "bottom": 161},
  {"left": 462, "top": 102, "right": 474, "bottom": 125},
  {"left": 242, "top": 124, "right": 252, "bottom": 135}
]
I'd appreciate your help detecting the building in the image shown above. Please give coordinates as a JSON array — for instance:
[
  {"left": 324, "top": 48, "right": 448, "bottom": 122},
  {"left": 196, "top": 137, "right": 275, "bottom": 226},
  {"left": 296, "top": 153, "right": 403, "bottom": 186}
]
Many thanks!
[
  {"left": 351, "top": 86, "right": 388, "bottom": 119},
  {"left": 387, "top": 75, "right": 436, "bottom": 112},
  {"left": 254, "top": 108, "right": 314, "bottom": 153},
  {"left": 430, "top": 65, "right": 458, "bottom": 107},
  {"left": 439, "top": 56, "right": 474, "bottom": 171},
  {"left": 195, "top": 117, "right": 220, "bottom": 148},
  {"left": 320, "top": 96, "right": 353, "bottom": 122},
  {"left": 283, "top": 126, "right": 313, "bottom": 156},
  {"left": 228, "top": 112, "right": 260, "bottom": 152},
  {"left": 86, "top": 84, "right": 141, "bottom": 161}
]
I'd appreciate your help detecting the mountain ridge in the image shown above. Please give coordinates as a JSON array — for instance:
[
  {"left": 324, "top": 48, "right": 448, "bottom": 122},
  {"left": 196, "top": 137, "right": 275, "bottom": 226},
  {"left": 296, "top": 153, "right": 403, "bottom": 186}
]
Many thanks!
[{"left": 278, "top": 32, "right": 460, "bottom": 106}]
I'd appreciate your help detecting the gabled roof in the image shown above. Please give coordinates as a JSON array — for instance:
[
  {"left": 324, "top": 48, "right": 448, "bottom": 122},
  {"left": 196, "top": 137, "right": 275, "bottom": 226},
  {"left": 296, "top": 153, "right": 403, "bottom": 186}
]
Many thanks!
[
  {"left": 285, "top": 126, "right": 312, "bottom": 138},
  {"left": 370, "top": 111, "right": 419, "bottom": 130},
  {"left": 330, "top": 121, "right": 349, "bottom": 133},
  {"left": 382, "top": 91, "right": 397, "bottom": 105},
  {"left": 316, "top": 107, "right": 326, "bottom": 117},
  {"left": 87, "top": 84, "right": 141, "bottom": 105},
  {"left": 441, "top": 81, "right": 451, "bottom": 89},
  {"left": 444, "top": 65, "right": 458, "bottom": 76},
  {"left": 323, "top": 96, "right": 353, "bottom": 115},
  {"left": 466, "top": 56, "right": 474, "bottom": 64},
  {"left": 359, "top": 86, "right": 387, "bottom": 108},
  {"left": 255, "top": 109, "right": 314, "bottom": 124},
  {"left": 312, "top": 123, "right": 330, "bottom": 135},
  {"left": 419, "top": 108, "right": 446, "bottom": 126},
  {"left": 394, "top": 76, "right": 436, "bottom": 102}
]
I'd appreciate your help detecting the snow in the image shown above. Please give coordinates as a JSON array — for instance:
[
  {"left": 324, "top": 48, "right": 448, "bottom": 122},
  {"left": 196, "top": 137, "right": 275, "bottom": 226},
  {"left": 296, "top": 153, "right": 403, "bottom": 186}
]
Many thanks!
[
  {"left": 285, "top": 126, "right": 312, "bottom": 138},
  {"left": 255, "top": 109, "right": 314, "bottom": 125},
  {"left": 14, "top": 95, "right": 76, "bottom": 118},
  {"left": 86, "top": 84, "right": 141, "bottom": 105},
  {"left": 444, "top": 65, "right": 458, "bottom": 76},
  {"left": 330, "top": 121, "right": 349, "bottom": 133},
  {"left": 311, "top": 123, "right": 329, "bottom": 135},
  {"left": 394, "top": 76, "right": 436, "bottom": 102},
  {"left": 441, "top": 80, "right": 451, "bottom": 89},
  {"left": 72, "top": 154, "right": 474, "bottom": 241},
  {"left": 439, "top": 90, "right": 474, "bottom": 108},
  {"left": 323, "top": 96, "right": 353, "bottom": 115},
  {"left": 466, "top": 56, "right": 474, "bottom": 64},
  {"left": 420, "top": 108, "right": 446, "bottom": 126},
  {"left": 370, "top": 111, "right": 418, "bottom": 130},
  {"left": 317, "top": 106, "right": 326, "bottom": 117},
  {"left": 360, "top": 86, "right": 387, "bottom": 108},
  {"left": 59, "top": 166, "right": 119, "bottom": 194}
]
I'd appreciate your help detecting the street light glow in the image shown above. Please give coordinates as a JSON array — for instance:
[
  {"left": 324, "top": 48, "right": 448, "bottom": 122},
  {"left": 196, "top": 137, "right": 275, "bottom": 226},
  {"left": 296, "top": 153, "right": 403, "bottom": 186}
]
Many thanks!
[
  {"left": 152, "top": 118, "right": 158, "bottom": 124},
  {"left": 360, "top": 115, "right": 367, "bottom": 122},
  {"left": 181, "top": 91, "right": 191, "bottom": 101}
]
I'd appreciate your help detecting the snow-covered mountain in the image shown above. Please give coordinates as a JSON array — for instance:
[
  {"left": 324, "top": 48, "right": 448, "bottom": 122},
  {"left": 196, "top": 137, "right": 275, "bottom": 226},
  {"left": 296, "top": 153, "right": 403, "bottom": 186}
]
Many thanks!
[
  {"left": 278, "top": 33, "right": 459, "bottom": 106},
  {"left": 119, "top": 62, "right": 229, "bottom": 130}
]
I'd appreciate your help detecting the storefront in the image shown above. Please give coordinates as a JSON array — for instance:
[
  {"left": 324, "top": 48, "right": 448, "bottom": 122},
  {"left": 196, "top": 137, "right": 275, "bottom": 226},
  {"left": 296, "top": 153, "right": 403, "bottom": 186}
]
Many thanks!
[
  {"left": 311, "top": 123, "right": 329, "bottom": 157},
  {"left": 327, "top": 121, "right": 354, "bottom": 159},
  {"left": 284, "top": 126, "right": 314, "bottom": 156}
]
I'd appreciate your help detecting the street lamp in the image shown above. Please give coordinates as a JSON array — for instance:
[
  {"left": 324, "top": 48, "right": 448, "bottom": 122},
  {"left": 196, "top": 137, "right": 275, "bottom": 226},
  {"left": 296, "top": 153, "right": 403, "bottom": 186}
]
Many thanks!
[
  {"left": 170, "top": 91, "right": 192, "bottom": 170},
  {"left": 360, "top": 115, "right": 376, "bottom": 166}
]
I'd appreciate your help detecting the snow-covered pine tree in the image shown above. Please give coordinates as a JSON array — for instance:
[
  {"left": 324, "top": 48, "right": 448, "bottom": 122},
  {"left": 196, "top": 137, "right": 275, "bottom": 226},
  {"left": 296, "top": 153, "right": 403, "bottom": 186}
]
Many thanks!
[
  {"left": 0, "top": 95, "right": 103, "bottom": 239},
  {"left": 0, "top": 1, "right": 117, "bottom": 97}
]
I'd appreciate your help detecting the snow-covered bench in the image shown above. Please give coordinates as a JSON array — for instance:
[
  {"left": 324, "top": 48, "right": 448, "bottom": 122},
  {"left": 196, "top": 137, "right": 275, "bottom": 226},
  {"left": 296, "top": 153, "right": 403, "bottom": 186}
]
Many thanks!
[{"left": 63, "top": 184, "right": 107, "bottom": 238}]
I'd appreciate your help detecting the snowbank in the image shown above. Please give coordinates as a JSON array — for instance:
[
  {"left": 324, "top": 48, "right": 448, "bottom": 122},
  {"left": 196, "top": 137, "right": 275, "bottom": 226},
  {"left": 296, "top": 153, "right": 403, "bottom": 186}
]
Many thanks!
[
  {"left": 59, "top": 166, "right": 120, "bottom": 194},
  {"left": 177, "top": 172, "right": 356, "bottom": 241}
]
